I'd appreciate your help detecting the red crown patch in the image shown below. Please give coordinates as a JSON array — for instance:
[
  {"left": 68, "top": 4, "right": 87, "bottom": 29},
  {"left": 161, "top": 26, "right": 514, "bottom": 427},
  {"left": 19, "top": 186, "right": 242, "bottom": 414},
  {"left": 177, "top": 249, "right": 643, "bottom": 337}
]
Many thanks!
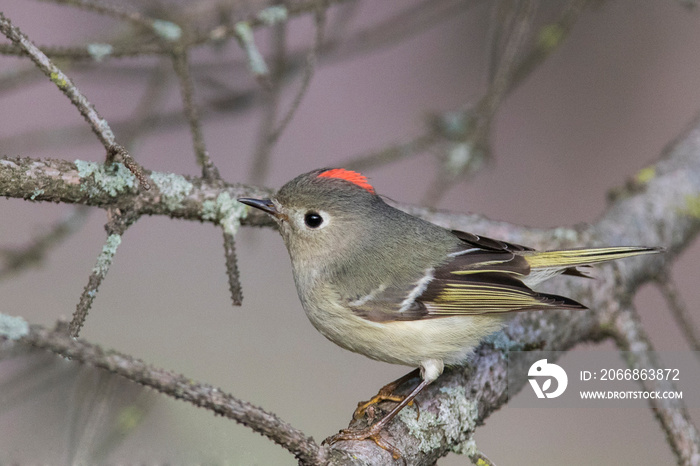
[{"left": 317, "top": 169, "right": 375, "bottom": 194}]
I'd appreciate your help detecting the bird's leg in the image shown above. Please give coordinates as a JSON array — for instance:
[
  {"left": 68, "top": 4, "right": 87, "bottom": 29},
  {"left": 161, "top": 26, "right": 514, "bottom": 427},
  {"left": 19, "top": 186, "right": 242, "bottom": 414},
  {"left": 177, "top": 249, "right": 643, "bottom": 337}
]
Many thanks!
[
  {"left": 353, "top": 368, "right": 421, "bottom": 420},
  {"left": 324, "top": 378, "right": 431, "bottom": 460}
]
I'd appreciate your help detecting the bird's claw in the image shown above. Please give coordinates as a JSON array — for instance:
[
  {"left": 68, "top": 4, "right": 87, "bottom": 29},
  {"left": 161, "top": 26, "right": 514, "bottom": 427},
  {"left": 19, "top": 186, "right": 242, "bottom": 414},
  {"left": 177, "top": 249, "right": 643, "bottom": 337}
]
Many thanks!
[
  {"left": 354, "top": 393, "right": 407, "bottom": 420},
  {"left": 323, "top": 426, "right": 402, "bottom": 460}
]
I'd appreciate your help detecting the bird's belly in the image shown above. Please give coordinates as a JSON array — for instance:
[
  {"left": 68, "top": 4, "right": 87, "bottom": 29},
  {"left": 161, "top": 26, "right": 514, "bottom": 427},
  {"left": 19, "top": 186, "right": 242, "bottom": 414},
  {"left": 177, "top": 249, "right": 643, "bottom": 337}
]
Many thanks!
[{"left": 302, "top": 300, "right": 505, "bottom": 368}]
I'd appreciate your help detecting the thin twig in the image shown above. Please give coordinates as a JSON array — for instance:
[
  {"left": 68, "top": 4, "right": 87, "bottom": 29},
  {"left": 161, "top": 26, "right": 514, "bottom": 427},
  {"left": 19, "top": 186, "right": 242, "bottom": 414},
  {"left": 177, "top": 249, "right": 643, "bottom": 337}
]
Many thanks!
[
  {"left": 8, "top": 321, "right": 325, "bottom": 465},
  {"left": 343, "top": 133, "right": 438, "bottom": 172},
  {"left": 70, "top": 231, "right": 123, "bottom": 337},
  {"left": 250, "top": 21, "right": 288, "bottom": 183},
  {"left": 107, "top": 145, "right": 151, "bottom": 190},
  {"left": 656, "top": 272, "right": 700, "bottom": 356},
  {"left": 481, "top": 0, "right": 537, "bottom": 119},
  {"left": 609, "top": 304, "right": 700, "bottom": 465},
  {"left": 419, "top": 0, "right": 589, "bottom": 206},
  {"left": 0, "top": 1, "right": 349, "bottom": 62},
  {"left": 509, "top": 0, "right": 590, "bottom": 90},
  {"left": 424, "top": 0, "right": 537, "bottom": 205},
  {"left": 251, "top": 6, "right": 327, "bottom": 182},
  {"left": 39, "top": 0, "right": 158, "bottom": 31},
  {"left": 120, "top": 59, "right": 171, "bottom": 148},
  {"left": 321, "top": 0, "right": 472, "bottom": 64},
  {"left": 268, "top": 6, "right": 326, "bottom": 145},
  {"left": 0, "top": 12, "right": 150, "bottom": 188},
  {"left": 70, "top": 206, "right": 139, "bottom": 337},
  {"left": 172, "top": 48, "right": 221, "bottom": 180},
  {"left": 222, "top": 230, "right": 244, "bottom": 306}
]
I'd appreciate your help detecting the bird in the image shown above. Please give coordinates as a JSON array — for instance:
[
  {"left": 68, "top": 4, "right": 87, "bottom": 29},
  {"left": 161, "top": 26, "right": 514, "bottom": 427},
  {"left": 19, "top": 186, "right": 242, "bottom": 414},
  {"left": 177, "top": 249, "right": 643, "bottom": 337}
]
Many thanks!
[{"left": 238, "top": 167, "right": 660, "bottom": 457}]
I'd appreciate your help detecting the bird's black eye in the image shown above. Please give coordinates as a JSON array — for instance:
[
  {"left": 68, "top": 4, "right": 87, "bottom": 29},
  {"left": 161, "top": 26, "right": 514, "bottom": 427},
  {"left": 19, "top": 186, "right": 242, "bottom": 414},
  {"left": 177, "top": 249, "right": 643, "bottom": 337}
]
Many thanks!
[{"left": 304, "top": 212, "right": 323, "bottom": 229}]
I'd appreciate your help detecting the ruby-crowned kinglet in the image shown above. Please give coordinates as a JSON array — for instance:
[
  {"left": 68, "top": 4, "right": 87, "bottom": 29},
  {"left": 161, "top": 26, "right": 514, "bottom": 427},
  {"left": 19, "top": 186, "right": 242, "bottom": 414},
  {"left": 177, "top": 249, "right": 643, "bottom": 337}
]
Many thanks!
[{"left": 239, "top": 168, "right": 659, "bottom": 456}]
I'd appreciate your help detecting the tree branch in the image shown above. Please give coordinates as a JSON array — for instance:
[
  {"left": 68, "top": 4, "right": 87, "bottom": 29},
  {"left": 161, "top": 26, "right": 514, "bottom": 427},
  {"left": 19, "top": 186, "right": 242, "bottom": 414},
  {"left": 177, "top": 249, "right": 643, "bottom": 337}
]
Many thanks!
[{"left": 0, "top": 319, "right": 326, "bottom": 465}]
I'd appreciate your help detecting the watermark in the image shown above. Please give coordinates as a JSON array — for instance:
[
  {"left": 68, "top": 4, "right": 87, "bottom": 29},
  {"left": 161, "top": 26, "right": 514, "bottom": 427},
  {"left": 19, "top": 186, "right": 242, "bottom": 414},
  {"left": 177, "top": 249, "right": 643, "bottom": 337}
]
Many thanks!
[
  {"left": 507, "top": 351, "right": 700, "bottom": 408},
  {"left": 528, "top": 359, "right": 568, "bottom": 398}
]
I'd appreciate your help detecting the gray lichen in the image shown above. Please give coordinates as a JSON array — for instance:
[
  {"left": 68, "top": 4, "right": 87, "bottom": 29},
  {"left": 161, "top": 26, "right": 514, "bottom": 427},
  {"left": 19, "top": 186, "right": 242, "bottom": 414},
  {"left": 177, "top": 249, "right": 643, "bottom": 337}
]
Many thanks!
[
  {"left": 0, "top": 313, "right": 29, "bottom": 340},
  {"left": 75, "top": 160, "right": 136, "bottom": 197},
  {"left": 87, "top": 43, "right": 113, "bottom": 62},
  {"left": 202, "top": 192, "right": 248, "bottom": 235},
  {"left": 398, "top": 385, "right": 477, "bottom": 453},
  {"left": 150, "top": 172, "right": 194, "bottom": 211},
  {"left": 93, "top": 234, "right": 122, "bottom": 276},
  {"left": 258, "top": 6, "right": 288, "bottom": 25},
  {"left": 152, "top": 20, "right": 182, "bottom": 41}
]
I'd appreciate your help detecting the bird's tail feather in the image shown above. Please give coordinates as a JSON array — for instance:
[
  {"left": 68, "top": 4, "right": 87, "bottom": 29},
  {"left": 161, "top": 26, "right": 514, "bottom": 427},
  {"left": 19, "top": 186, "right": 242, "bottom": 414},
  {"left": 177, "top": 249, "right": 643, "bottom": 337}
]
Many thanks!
[{"left": 523, "top": 246, "right": 661, "bottom": 270}]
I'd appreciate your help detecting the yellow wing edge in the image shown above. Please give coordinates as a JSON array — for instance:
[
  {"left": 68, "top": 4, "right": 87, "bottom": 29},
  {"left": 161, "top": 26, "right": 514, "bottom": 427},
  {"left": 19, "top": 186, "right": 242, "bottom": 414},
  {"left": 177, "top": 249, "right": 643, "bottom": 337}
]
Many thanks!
[{"left": 522, "top": 246, "right": 661, "bottom": 269}]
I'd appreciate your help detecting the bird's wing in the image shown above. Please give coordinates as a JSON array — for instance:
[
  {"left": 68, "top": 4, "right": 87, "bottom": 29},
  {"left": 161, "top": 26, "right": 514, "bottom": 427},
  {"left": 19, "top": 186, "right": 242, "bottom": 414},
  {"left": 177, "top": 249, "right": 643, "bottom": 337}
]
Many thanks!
[{"left": 349, "top": 230, "right": 586, "bottom": 323}]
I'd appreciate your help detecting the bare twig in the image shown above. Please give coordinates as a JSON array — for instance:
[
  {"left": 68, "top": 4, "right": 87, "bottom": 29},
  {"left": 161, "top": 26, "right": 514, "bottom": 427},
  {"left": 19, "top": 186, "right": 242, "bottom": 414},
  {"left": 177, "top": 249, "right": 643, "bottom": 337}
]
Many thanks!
[
  {"left": 0, "top": 12, "right": 150, "bottom": 188},
  {"left": 70, "top": 231, "right": 123, "bottom": 337},
  {"left": 321, "top": 0, "right": 474, "bottom": 64},
  {"left": 250, "top": 21, "right": 288, "bottom": 182},
  {"left": 609, "top": 304, "right": 700, "bottom": 465},
  {"left": 120, "top": 59, "right": 171, "bottom": 148},
  {"left": 223, "top": 230, "right": 244, "bottom": 306},
  {"left": 39, "top": 0, "right": 159, "bottom": 31},
  {"left": 343, "top": 133, "right": 438, "bottom": 171},
  {"left": 509, "top": 0, "right": 590, "bottom": 90},
  {"left": 70, "top": 205, "right": 140, "bottom": 337},
  {"left": 5, "top": 321, "right": 325, "bottom": 465},
  {"left": 424, "top": 0, "right": 537, "bottom": 205},
  {"left": 656, "top": 272, "right": 700, "bottom": 355},
  {"left": 268, "top": 7, "right": 326, "bottom": 146},
  {"left": 417, "top": 0, "right": 591, "bottom": 206},
  {"left": 251, "top": 5, "right": 327, "bottom": 182},
  {"left": 172, "top": 49, "right": 221, "bottom": 180},
  {"left": 481, "top": 0, "right": 537, "bottom": 120}
]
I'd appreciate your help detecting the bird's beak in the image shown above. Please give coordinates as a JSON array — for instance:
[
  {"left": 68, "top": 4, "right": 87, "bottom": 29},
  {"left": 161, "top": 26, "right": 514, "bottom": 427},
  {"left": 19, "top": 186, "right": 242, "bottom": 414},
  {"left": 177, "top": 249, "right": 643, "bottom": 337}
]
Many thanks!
[{"left": 238, "top": 197, "right": 279, "bottom": 217}]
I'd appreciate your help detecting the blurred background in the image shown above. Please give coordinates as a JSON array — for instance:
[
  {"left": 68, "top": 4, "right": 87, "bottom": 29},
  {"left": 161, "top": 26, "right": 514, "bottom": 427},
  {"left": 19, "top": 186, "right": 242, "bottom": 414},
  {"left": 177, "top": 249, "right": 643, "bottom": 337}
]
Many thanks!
[{"left": 1, "top": 0, "right": 700, "bottom": 464}]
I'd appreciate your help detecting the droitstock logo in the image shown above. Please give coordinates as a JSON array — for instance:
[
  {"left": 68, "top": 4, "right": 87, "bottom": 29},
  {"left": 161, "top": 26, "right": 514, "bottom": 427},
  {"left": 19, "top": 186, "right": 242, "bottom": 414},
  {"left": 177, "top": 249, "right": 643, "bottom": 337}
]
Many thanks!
[{"left": 528, "top": 359, "right": 568, "bottom": 399}]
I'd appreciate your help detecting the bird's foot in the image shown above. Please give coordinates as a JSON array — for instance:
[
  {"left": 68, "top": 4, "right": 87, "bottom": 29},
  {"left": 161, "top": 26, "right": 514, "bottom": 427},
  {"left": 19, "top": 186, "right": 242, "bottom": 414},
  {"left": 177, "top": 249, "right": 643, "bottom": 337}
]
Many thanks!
[
  {"left": 354, "top": 392, "right": 409, "bottom": 420},
  {"left": 323, "top": 425, "right": 401, "bottom": 460},
  {"left": 353, "top": 368, "right": 421, "bottom": 420}
]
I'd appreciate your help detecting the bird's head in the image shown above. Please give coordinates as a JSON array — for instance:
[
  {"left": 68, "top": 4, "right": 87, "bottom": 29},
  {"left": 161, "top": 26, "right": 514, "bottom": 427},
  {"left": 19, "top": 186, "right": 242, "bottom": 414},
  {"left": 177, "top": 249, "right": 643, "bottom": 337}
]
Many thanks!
[{"left": 238, "top": 168, "right": 380, "bottom": 262}]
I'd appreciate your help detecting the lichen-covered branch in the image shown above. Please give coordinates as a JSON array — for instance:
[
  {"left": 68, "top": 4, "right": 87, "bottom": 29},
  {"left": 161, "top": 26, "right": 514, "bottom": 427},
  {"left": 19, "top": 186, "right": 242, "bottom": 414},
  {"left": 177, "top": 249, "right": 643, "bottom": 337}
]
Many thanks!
[{"left": 0, "top": 157, "right": 274, "bottom": 227}]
